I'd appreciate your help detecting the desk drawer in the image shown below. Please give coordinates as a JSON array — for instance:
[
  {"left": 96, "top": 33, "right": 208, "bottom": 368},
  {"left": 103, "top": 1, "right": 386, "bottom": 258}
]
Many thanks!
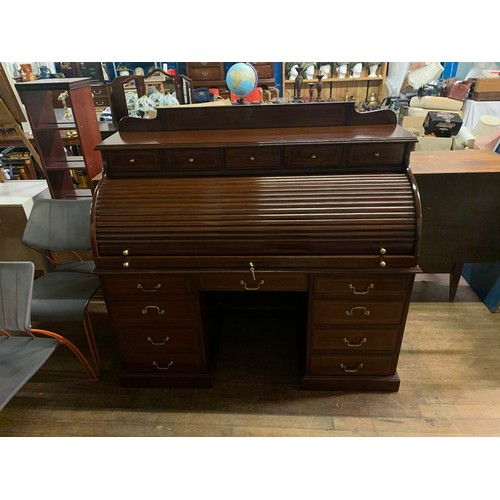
[
  {"left": 163, "top": 148, "right": 222, "bottom": 171},
  {"left": 107, "top": 298, "right": 199, "bottom": 326},
  {"left": 312, "top": 299, "right": 406, "bottom": 325},
  {"left": 313, "top": 276, "right": 410, "bottom": 297},
  {"left": 308, "top": 352, "right": 396, "bottom": 376},
  {"left": 100, "top": 274, "right": 195, "bottom": 296},
  {"left": 106, "top": 150, "right": 162, "bottom": 173},
  {"left": 122, "top": 353, "right": 206, "bottom": 373},
  {"left": 117, "top": 326, "right": 201, "bottom": 354},
  {"left": 285, "top": 145, "right": 343, "bottom": 169},
  {"left": 198, "top": 271, "right": 308, "bottom": 291},
  {"left": 310, "top": 326, "right": 400, "bottom": 351},
  {"left": 347, "top": 143, "right": 406, "bottom": 167},
  {"left": 225, "top": 147, "right": 281, "bottom": 170}
]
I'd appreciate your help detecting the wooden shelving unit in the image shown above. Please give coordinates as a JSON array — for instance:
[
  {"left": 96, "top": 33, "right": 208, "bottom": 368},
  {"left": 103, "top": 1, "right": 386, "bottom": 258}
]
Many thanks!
[
  {"left": 282, "top": 62, "right": 388, "bottom": 104},
  {"left": 16, "top": 78, "right": 103, "bottom": 199}
]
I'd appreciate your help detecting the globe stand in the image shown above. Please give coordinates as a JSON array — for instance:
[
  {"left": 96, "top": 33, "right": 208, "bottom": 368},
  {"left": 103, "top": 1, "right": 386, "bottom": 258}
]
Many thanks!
[{"left": 233, "top": 97, "right": 249, "bottom": 105}]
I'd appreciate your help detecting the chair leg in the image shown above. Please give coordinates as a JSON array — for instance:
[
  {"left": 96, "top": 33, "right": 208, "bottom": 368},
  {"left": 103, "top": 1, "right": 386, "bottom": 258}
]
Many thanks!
[
  {"left": 31, "top": 328, "right": 99, "bottom": 381},
  {"left": 83, "top": 309, "right": 103, "bottom": 376}
]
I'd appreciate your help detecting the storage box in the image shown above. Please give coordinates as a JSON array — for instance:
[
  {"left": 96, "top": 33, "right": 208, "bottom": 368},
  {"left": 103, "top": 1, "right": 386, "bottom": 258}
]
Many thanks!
[
  {"left": 471, "top": 77, "right": 500, "bottom": 101},
  {"left": 423, "top": 111, "right": 463, "bottom": 137}
]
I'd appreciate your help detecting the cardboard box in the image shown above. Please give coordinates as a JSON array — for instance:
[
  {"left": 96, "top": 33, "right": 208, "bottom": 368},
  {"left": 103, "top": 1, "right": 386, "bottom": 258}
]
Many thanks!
[
  {"left": 472, "top": 77, "right": 500, "bottom": 101},
  {"left": 423, "top": 111, "right": 463, "bottom": 137},
  {"left": 474, "top": 78, "right": 500, "bottom": 93},
  {"left": 414, "top": 136, "right": 453, "bottom": 151}
]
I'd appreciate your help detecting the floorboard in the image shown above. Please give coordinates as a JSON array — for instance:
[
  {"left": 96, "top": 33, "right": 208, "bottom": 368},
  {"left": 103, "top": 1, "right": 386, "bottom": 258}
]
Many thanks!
[{"left": 1, "top": 274, "right": 499, "bottom": 438}]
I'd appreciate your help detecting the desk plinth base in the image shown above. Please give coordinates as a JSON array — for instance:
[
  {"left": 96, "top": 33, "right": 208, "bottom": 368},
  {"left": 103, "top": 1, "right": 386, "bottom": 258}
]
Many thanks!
[
  {"left": 301, "top": 373, "right": 400, "bottom": 392},
  {"left": 119, "top": 371, "right": 213, "bottom": 388}
]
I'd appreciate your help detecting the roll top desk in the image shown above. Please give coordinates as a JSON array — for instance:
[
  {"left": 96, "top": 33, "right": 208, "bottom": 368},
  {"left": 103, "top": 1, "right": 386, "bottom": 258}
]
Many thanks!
[{"left": 92, "top": 101, "right": 421, "bottom": 391}]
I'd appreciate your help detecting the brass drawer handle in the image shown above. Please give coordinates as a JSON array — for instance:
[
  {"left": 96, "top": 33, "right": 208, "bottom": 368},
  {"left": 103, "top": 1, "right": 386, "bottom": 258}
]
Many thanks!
[
  {"left": 147, "top": 336, "right": 170, "bottom": 346},
  {"left": 343, "top": 337, "right": 367, "bottom": 347},
  {"left": 345, "top": 306, "right": 370, "bottom": 316},
  {"left": 240, "top": 279, "right": 264, "bottom": 291},
  {"left": 137, "top": 283, "right": 162, "bottom": 293},
  {"left": 141, "top": 305, "right": 165, "bottom": 315},
  {"left": 153, "top": 360, "right": 173, "bottom": 370},
  {"left": 348, "top": 283, "right": 374, "bottom": 295},
  {"left": 340, "top": 363, "right": 364, "bottom": 373}
]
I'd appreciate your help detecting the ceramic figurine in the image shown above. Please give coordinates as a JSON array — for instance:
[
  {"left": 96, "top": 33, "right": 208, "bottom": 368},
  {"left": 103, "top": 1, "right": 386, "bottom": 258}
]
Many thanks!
[
  {"left": 336, "top": 63, "right": 348, "bottom": 79},
  {"left": 368, "top": 62, "right": 380, "bottom": 77},
  {"left": 350, "top": 63, "right": 363, "bottom": 78}
]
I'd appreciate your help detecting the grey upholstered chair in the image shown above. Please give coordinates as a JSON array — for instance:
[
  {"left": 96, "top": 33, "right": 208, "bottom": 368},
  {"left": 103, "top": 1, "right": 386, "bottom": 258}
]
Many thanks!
[
  {"left": 0, "top": 262, "right": 98, "bottom": 411},
  {"left": 21, "top": 198, "right": 103, "bottom": 379},
  {"left": 22, "top": 198, "right": 96, "bottom": 274}
]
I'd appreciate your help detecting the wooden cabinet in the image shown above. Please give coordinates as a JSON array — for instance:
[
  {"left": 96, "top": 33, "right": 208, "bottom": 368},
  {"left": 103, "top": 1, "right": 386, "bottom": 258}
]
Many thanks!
[
  {"left": 186, "top": 62, "right": 226, "bottom": 89},
  {"left": 186, "top": 62, "right": 276, "bottom": 94},
  {"left": 282, "top": 62, "right": 388, "bottom": 104},
  {"left": 93, "top": 101, "right": 420, "bottom": 391},
  {"left": 16, "top": 78, "right": 103, "bottom": 198}
]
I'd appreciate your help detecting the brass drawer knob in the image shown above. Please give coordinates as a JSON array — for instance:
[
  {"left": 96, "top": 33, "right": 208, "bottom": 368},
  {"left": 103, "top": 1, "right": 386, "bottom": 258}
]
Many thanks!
[
  {"left": 123, "top": 262, "right": 129, "bottom": 268},
  {"left": 379, "top": 260, "right": 386, "bottom": 268},
  {"left": 340, "top": 363, "right": 364, "bottom": 373},
  {"left": 129, "top": 158, "right": 135, "bottom": 163},
  {"left": 379, "top": 248, "right": 387, "bottom": 255},
  {"left": 188, "top": 158, "right": 194, "bottom": 163},
  {"left": 343, "top": 337, "right": 367, "bottom": 347},
  {"left": 373, "top": 152, "right": 380, "bottom": 157},
  {"left": 310, "top": 154, "right": 317, "bottom": 159},
  {"left": 147, "top": 336, "right": 170, "bottom": 346},
  {"left": 249, "top": 156, "right": 255, "bottom": 161},
  {"left": 153, "top": 360, "right": 174, "bottom": 370},
  {"left": 122, "top": 249, "right": 129, "bottom": 256}
]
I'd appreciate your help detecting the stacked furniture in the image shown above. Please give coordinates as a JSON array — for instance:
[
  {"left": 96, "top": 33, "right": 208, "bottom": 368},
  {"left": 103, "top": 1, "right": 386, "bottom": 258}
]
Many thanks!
[{"left": 92, "top": 101, "right": 421, "bottom": 391}]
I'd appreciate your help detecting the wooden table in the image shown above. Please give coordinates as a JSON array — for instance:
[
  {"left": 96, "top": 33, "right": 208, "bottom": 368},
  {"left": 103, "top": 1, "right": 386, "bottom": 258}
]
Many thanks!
[{"left": 410, "top": 149, "right": 500, "bottom": 301}]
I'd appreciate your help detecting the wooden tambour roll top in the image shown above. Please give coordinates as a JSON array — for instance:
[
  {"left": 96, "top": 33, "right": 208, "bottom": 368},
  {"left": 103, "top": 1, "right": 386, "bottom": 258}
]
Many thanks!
[
  {"left": 92, "top": 101, "right": 421, "bottom": 391},
  {"left": 94, "top": 173, "right": 417, "bottom": 264}
]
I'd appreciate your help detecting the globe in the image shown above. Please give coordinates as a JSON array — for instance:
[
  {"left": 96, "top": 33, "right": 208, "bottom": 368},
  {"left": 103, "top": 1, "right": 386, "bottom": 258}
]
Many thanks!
[{"left": 226, "top": 62, "right": 258, "bottom": 103}]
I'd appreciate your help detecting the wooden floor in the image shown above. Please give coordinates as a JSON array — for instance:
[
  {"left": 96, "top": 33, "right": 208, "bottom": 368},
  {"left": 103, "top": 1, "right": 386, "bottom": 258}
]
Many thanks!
[{"left": 1, "top": 274, "right": 499, "bottom": 438}]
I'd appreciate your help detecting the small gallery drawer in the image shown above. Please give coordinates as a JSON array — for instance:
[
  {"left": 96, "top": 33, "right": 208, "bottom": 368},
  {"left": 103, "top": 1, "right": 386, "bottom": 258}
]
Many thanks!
[
  {"left": 313, "top": 275, "right": 410, "bottom": 297},
  {"left": 347, "top": 143, "right": 406, "bottom": 167},
  {"left": 163, "top": 148, "right": 222, "bottom": 171},
  {"left": 312, "top": 299, "right": 406, "bottom": 325},
  {"left": 285, "top": 145, "right": 343, "bottom": 169},
  {"left": 117, "top": 326, "right": 202, "bottom": 354},
  {"left": 107, "top": 298, "right": 199, "bottom": 326},
  {"left": 100, "top": 274, "right": 195, "bottom": 296},
  {"left": 310, "top": 326, "right": 400, "bottom": 351},
  {"left": 122, "top": 353, "right": 206, "bottom": 373},
  {"left": 105, "top": 150, "right": 162, "bottom": 173},
  {"left": 225, "top": 147, "right": 281, "bottom": 170},
  {"left": 308, "top": 353, "right": 396, "bottom": 376},
  {"left": 198, "top": 271, "right": 309, "bottom": 291}
]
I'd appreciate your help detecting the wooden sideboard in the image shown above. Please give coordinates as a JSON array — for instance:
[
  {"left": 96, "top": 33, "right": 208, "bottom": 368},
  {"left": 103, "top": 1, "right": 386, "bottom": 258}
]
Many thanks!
[
  {"left": 411, "top": 150, "right": 500, "bottom": 301},
  {"left": 92, "top": 102, "right": 421, "bottom": 391}
]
